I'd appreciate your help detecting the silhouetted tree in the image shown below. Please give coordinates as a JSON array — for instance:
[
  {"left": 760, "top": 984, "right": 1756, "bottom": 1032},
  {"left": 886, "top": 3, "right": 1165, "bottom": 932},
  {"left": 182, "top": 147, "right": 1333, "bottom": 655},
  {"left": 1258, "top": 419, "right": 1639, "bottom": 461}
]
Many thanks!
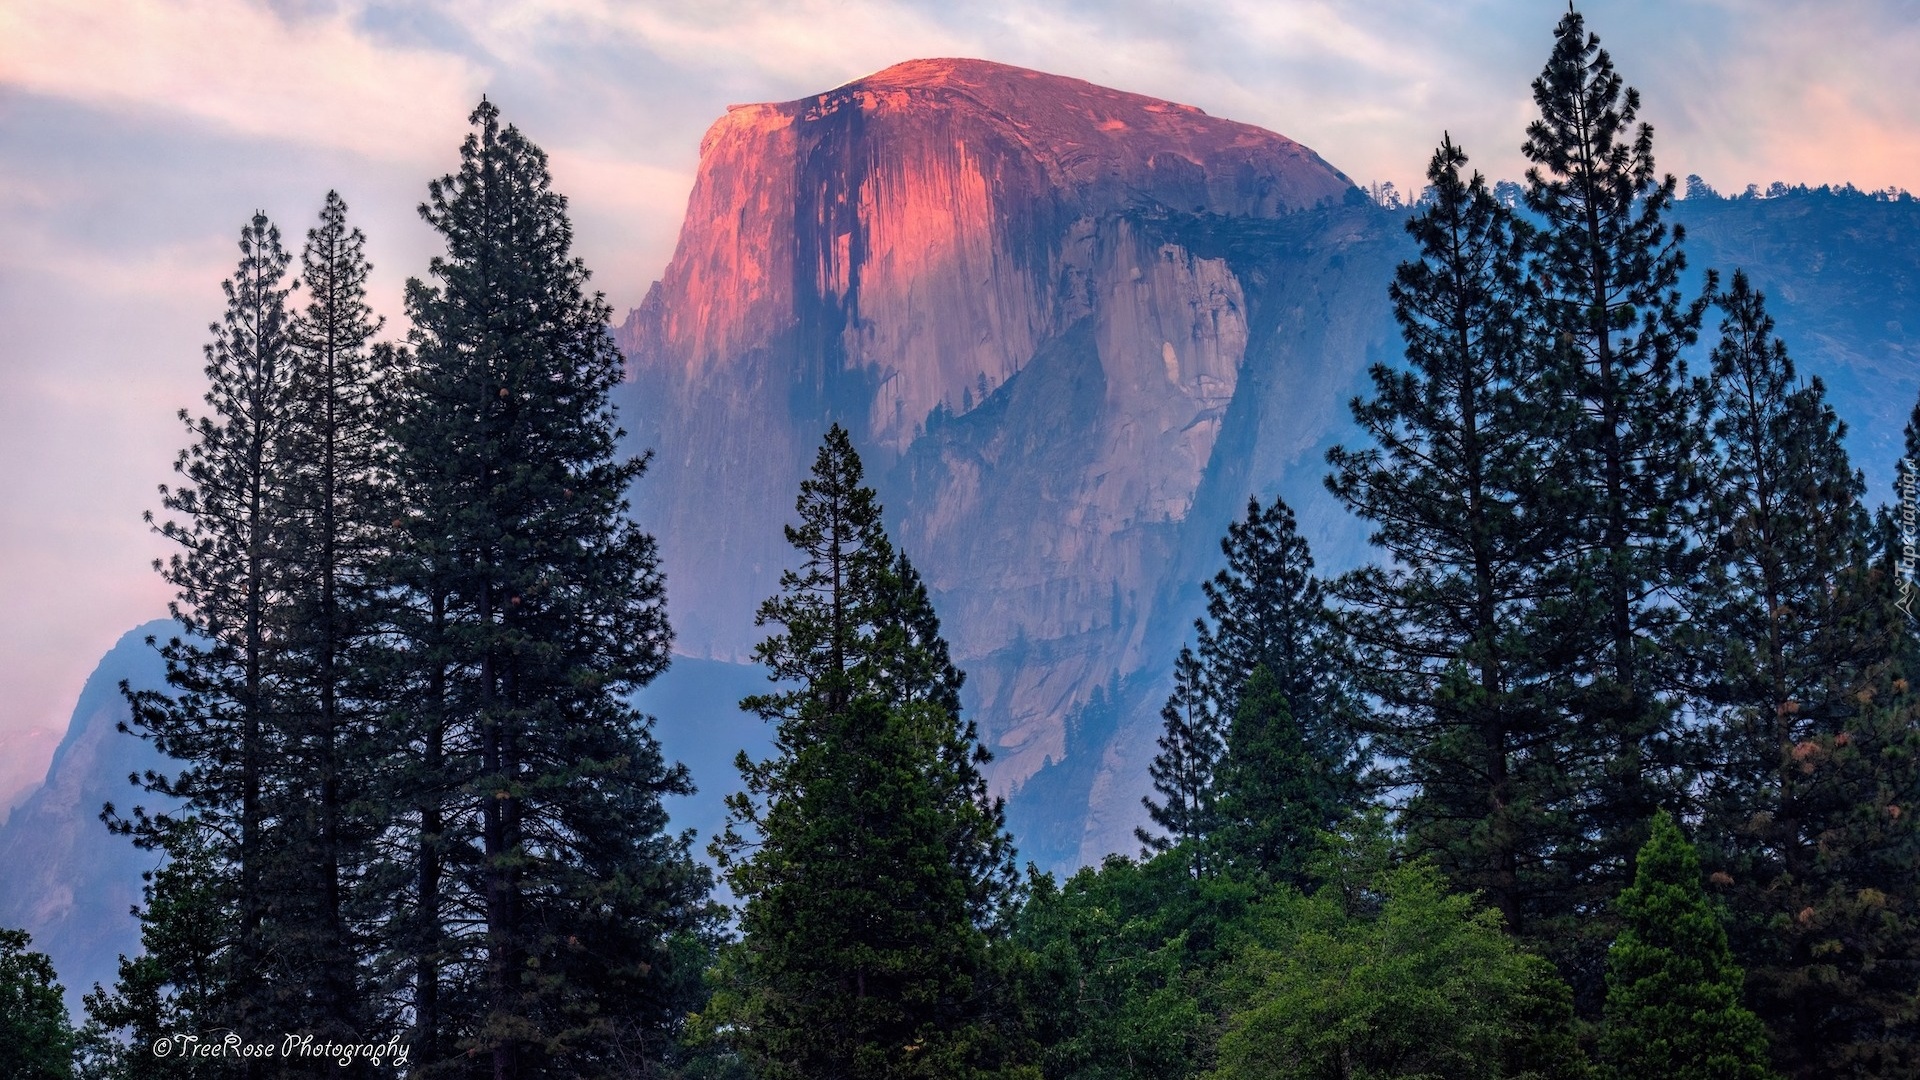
[
  {"left": 709, "top": 425, "right": 1024, "bottom": 1080},
  {"left": 1327, "top": 136, "right": 1569, "bottom": 933},
  {"left": 1600, "top": 812, "right": 1775, "bottom": 1080},
  {"left": 385, "top": 99, "right": 706, "bottom": 1077},
  {"left": 1522, "top": 4, "right": 1715, "bottom": 973}
]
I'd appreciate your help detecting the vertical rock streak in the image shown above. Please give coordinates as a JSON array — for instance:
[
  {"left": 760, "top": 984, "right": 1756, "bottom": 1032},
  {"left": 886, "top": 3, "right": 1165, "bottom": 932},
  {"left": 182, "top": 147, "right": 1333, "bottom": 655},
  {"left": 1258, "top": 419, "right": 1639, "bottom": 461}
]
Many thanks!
[{"left": 617, "top": 58, "right": 1370, "bottom": 861}]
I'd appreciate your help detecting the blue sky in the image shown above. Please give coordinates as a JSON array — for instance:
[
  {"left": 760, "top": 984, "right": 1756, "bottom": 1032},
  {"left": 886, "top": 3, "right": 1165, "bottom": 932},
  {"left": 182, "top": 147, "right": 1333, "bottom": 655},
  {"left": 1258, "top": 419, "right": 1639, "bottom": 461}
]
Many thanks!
[{"left": 1, "top": 0, "right": 1916, "bottom": 811}]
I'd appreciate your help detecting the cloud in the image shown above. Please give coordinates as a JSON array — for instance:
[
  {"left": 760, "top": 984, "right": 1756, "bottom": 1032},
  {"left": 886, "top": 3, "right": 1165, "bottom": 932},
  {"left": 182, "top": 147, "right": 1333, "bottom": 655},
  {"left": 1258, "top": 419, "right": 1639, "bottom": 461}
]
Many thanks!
[
  {"left": 0, "top": 0, "right": 487, "bottom": 164},
  {"left": 1666, "top": 0, "right": 1920, "bottom": 192},
  {"left": 0, "top": 0, "right": 1916, "bottom": 810}
]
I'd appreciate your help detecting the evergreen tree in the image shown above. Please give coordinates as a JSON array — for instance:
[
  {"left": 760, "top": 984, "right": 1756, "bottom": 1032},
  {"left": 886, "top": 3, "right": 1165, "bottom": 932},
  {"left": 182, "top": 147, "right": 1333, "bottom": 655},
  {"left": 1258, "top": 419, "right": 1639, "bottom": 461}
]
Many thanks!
[
  {"left": 83, "top": 827, "right": 231, "bottom": 1080},
  {"left": 1326, "top": 136, "right": 1566, "bottom": 933},
  {"left": 274, "top": 189, "right": 389, "bottom": 1054},
  {"left": 1140, "top": 496, "right": 1359, "bottom": 880},
  {"left": 1521, "top": 6, "right": 1715, "bottom": 931},
  {"left": 1196, "top": 497, "right": 1355, "bottom": 762},
  {"left": 1211, "top": 665, "right": 1344, "bottom": 888},
  {"left": 1691, "top": 271, "right": 1920, "bottom": 1075},
  {"left": 386, "top": 98, "right": 706, "bottom": 1077},
  {"left": 0, "top": 928, "right": 75, "bottom": 1080},
  {"left": 116, "top": 212, "right": 300, "bottom": 1054},
  {"left": 708, "top": 425, "right": 1024, "bottom": 1080},
  {"left": 1598, "top": 812, "right": 1775, "bottom": 1080},
  {"left": 1137, "top": 645, "right": 1220, "bottom": 871}
]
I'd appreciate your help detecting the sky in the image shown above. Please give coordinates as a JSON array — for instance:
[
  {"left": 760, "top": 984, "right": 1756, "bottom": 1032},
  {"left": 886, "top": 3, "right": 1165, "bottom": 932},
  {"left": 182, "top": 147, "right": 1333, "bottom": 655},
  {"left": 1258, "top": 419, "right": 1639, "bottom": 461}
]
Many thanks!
[{"left": 1, "top": 0, "right": 1917, "bottom": 814}]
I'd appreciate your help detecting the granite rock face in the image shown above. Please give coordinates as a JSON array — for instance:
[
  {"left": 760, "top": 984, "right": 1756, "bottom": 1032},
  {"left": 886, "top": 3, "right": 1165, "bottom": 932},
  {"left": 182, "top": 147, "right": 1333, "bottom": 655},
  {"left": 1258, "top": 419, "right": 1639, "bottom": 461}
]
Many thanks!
[
  {"left": 0, "top": 622, "right": 171, "bottom": 1011},
  {"left": 615, "top": 58, "right": 1399, "bottom": 864}
]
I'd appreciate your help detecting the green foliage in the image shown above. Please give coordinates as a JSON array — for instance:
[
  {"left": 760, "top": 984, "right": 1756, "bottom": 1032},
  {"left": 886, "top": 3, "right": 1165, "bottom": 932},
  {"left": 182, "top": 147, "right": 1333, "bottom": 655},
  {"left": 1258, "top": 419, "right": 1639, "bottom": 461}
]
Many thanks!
[
  {"left": 1139, "top": 648, "right": 1220, "bottom": 867},
  {"left": 1691, "top": 270, "right": 1920, "bottom": 1077},
  {"left": 384, "top": 97, "right": 708, "bottom": 1075},
  {"left": 82, "top": 824, "right": 229, "bottom": 1080},
  {"left": 1013, "top": 853, "right": 1254, "bottom": 1080},
  {"left": 709, "top": 425, "right": 1025, "bottom": 1080},
  {"left": 1141, "top": 497, "right": 1362, "bottom": 883},
  {"left": 1196, "top": 498, "right": 1356, "bottom": 754},
  {"left": 0, "top": 928, "right": 75, "bottom": 1080},
  {"left": 1327, "top": 135, "right": 1569, "bottom": 936},
  {"left": 1212, "top": 667, "right": 1347, "bottom": 888},
  {"left": 1211, "top": 819, "right": 1587, "bottom": 1080},
  {"left": 1599, "top": 813, "right": 1775, "bottom": 1080},
  {"left": 1522, "top": 6, "right": 1714, "bottom": 954}
]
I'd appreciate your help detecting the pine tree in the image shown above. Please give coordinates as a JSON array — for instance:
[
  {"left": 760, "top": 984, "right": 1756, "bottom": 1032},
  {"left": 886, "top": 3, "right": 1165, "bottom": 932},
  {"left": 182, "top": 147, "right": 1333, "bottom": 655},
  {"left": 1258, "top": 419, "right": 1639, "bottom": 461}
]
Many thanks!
[
  {"left": 386, "top": 98, "right": 706, "bottom": 1077},
  {"left": 1195, "top": 497, "right": 1356, "bottom": 765},
  {"left": 1521, "top": 6, "right": 1714, "bottom": 929},
  {"left": 1677, "top": 364, "right": 1920, "bottom": 1077},
  {"left": 273, "top": 189, "right": 390, "bottom": 1053},
  {"left": 1212, "top": 498, "right": 1362, "bottom": 875},
  {"left": 709, "top": 425, "right": 1024, "bottom": 1080},
  {"left": 83, "top": 825, "right": 231, "bottom": 1080},
  {"left": 1599, "top": 811, "right": 1775, "bottom": 1080},
  {"left": 1211, "top": 665, "right": 1345, "bottom": 887},
  {"left": 0, "top": 928, "right": 75, "bottom": 1080},
  {"left": 1137, "top": 646, "right": 1219, "bottom": 871},
  {"left": 116, "top": 212, "right": 300, "bottom": 1054},
  {"left": 1689, "top": 270, "right": 1920, "bottom": 1076},
  {"left": 1326, "top": 137, "right": 1567, "bottom": 932}
]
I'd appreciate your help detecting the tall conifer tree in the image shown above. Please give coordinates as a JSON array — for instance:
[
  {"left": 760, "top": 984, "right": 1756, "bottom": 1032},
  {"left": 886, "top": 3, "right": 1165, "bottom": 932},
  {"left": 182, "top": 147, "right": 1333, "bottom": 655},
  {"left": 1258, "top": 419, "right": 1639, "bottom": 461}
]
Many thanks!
[
  {"left": 116, "top": 213, "right": 300, "bottom": 1058},
  {"left": 1138, "top": 646, "right": 1220, "bottom": 872},
  {"left": 1141, "top": 496, "right": 1359, "bottom": 880},
  {"left": 1698, "top": 274, "right": 1920, "bottom": 1076},
  {"left": 1211, "top": 665, "right": 1343, "bottom": 888},
  {"left": 386, "top": 99, "right": 705, "bottom": 1078},
  {"left": 710, "top": 425, "right": 1023, "bottom": 1080},
  {"left": 1139, "top": 496, "right": 1359, "bottom": 881},
  {"left": 1327, "top": 137, "right": 1566, "bottom": 933},
  {"left": 1521, "top": 7, "right": 1714, "bottom": 929},
  {"left": 1195, "top": 497, "right": 1355, "bottom": 757},
  {"left": 275, "top": 190, "right": 389, "bottom": 1052},
  {"left": 1599, "top": 812, "right": 1775, "bottom": 1080}
]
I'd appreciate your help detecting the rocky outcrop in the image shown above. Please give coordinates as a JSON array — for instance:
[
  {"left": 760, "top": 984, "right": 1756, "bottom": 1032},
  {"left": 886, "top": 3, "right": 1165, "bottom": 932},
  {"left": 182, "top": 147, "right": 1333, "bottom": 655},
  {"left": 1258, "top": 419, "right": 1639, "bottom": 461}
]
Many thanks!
[
  {"left": 0, "top": 622, "right": 171, "bottom": 1011},
  {"left": 615, "top": 58, "right": 1393, "bottom": 863}
]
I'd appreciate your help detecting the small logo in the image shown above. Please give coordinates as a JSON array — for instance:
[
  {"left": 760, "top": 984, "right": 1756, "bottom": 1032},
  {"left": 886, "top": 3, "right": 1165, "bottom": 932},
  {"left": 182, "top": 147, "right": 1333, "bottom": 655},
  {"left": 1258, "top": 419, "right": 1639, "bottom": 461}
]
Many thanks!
[{"left": 1898, "top": 458, "right": 1917, "bottom": 619}]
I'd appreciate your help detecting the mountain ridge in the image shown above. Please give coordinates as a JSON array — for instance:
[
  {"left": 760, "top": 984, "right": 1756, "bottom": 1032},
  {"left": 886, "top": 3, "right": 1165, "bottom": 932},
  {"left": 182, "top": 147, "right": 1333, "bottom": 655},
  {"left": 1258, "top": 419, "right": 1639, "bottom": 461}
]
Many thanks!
[{"left": 614, "top": 56, "right": 1391, "bottom": 860}]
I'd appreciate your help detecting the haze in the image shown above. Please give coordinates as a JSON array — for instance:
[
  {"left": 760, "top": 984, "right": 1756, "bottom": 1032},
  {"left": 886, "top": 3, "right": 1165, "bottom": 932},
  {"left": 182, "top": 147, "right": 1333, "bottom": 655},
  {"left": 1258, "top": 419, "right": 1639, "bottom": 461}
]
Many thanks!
[{"left": 2, "top": 0, "right": 1916, "bottom": 814}]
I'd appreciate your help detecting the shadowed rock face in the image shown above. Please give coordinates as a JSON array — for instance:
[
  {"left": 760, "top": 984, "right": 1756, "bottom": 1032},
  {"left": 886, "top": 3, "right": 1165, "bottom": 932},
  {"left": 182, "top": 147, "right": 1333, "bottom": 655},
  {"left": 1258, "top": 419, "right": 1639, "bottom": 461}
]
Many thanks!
[
  {"left": 0, "top": 622, "right": 171, "bottom": 1013},
  {"left": 614, "top": 57, "right": 1393, "bottom": 863}
]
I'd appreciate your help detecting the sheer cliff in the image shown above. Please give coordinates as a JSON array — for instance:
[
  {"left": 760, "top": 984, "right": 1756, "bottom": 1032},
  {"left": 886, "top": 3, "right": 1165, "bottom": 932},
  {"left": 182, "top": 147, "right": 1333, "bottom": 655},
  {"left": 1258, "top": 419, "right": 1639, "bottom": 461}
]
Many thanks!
[{"left": 613, "top": 58, "right": 1400, "bottom": 862}]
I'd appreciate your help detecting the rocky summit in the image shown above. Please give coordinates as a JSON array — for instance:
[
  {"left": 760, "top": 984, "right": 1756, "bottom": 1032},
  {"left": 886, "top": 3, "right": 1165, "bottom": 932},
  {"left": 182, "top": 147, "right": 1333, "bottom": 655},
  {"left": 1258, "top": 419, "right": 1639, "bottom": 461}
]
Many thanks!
[{"left": 614, "top": 57, "right": 1402, "bottom": 864}]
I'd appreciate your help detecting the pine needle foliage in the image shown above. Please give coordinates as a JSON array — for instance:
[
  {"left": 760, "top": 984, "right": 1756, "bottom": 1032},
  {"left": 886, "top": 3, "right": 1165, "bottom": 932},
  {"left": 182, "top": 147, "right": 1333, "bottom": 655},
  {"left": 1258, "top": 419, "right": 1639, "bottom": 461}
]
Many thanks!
[
  {"left": 1521, "top": 7, "right": 1716, "bottom": 941},
  {"left": 1327, "top": 135, "right": 1568, "bottom": 935},
  {"left": 1140, "top": 496, "right": 1361, "bottom": 883},
  {"left": 117, "top": 212, "right": 301, "bottom": 1050},
  {"left": 709, "top": 425, "right": 1025, "bottom": 1080},
  {"left": 1599, "top": 812, "right": 1775, "bottom": 1080},
  {"left": 385, "top": 98, "right": 706, "bottom": 1077}
]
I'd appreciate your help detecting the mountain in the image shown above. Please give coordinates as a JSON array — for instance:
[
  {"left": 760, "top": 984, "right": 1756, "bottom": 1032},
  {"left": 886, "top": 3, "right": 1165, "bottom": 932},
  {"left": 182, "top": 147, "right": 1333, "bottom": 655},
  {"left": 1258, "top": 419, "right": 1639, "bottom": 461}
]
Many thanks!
[
  {"left": 1671, "top": 189, "right": 1920, "bottom": 496},
  {"left": 615, "top": 61, "right": 1920, "bottom": 867},
  {"left": 614, "top": 57, "right": 1402, "bottom": 864},
  {"left": 0, "top": 621, "right": 172, "bottom": 1012},
  {"left": 14, "top": 71, "right": 1920, "bottom": 1004}
]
